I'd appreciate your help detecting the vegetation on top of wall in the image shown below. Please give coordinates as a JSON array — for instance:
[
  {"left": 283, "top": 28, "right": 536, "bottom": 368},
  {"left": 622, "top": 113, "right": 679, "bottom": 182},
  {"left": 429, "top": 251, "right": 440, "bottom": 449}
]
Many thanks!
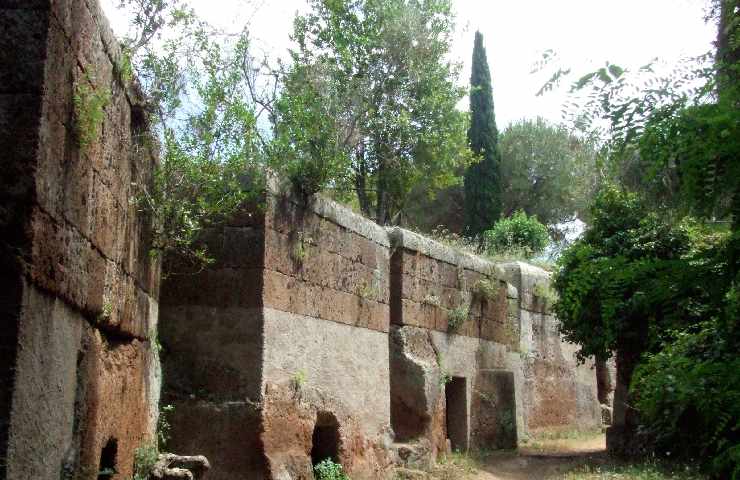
[
  {"left": 483, "top": 211, "right": 550, "bottom": 259},
  {"left": 273, "top": 0, "right": 473, "bottom": 223},
  {"left": 116, "top": 0, "right": 264, "bottom": 273}
]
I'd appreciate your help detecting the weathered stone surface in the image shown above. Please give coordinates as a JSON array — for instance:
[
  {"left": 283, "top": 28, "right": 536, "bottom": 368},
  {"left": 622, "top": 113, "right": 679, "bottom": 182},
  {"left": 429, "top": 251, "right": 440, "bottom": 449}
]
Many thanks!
[
  {"left": 470, "top": 370, "right": 517, "bottom": 449},
  {"left": 262, "top": 308, "right": 391, "bottom": 438},
  {"left": 150, "top": 453, "right": 211, "bottom": 480},
  {"left": 3, "top": 1, "right": 162, "bottom": 478},
  {"left": 389, "top": 326, "right": 442, "bottom": 444},
  {"left": 160, "top": 306, "right": 263, "bottom": 402},
  {"left": 500, "top": 262, "right": 553, "bottom": 314},
  {"left": 261, "top": 382, "right": 394, "bottom": 480},
  {"left": 167, "top": 400, "right": 267, "bottom": 480}
]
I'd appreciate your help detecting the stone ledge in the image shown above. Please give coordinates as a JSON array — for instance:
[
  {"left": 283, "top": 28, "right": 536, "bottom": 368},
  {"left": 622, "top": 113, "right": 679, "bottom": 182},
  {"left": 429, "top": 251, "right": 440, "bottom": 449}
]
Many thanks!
[
  {"left": 264, "top": 174, "right": 391, "bottom": 248},
  {"left": 387, "top": 227, "right": 506, "bottom": 278}
]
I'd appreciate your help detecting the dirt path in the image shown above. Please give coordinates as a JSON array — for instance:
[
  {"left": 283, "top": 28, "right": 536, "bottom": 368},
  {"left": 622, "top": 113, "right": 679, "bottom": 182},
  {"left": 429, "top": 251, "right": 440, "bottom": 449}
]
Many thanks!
[{"left": 431, "top": 433, "right": 607, "bottom": 480}]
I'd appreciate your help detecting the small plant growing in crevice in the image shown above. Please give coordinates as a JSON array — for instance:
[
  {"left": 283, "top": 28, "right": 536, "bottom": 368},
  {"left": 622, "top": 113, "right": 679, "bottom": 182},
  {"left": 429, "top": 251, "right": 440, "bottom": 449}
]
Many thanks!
[
  {"left": 157, "top": 404, "right": 174, "bottom": 451},
  {"left": 98, "top": 300, "right": 113, "bottom": 322},
  {"left": 290, "top": 231, "right": 309, "bottom": 264},
  {"left": 436, "top": 353, "right": 452, "bottom": 386},
  {"left": 116, "top": 46, "right": 133, "bottom": 84},
  {"left": 355, "top": 279, "right": 377, "bottom": 300},
  {"left": 73, "top": 74, "right": 111, "bottom": 151},
  {"left": 447, "top": 304, "right": 469, "bottom": 332},
  {"left": 292, "top": 369, "right": 307, "bottom": 390},
  {"left": 132, "top": 442, "right": 159, "bottom": 480},
  {"left": 473, "top": 278, "right": 499, "bottom": 301},
  {"left": 314, "top": 459, "right": 350, "bottom": 480},
  {"left": 422, "top": 294, "right": 441, "bottom": 307}
]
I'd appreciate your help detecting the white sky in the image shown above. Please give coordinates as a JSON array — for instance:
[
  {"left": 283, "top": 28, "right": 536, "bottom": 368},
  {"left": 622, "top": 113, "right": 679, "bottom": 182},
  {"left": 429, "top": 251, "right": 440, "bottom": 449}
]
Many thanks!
[{"left": 101, "top": 0, "right": 717, "bottom": 129}]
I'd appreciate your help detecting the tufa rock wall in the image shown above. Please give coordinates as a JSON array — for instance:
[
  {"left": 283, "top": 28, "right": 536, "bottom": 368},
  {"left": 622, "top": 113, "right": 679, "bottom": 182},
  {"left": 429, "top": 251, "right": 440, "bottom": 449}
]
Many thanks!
[
  {"left": 161, "top": 188, "right": 603, "bottom": 480},
  {"left": 1, "top": 0, "right": 161, "bottom": 478},
  {"left": 160, "top": 190, "right": 395, "bottom": 480},
  {"left": 501, "top": 262, "right": 602, "bottom": 434}
]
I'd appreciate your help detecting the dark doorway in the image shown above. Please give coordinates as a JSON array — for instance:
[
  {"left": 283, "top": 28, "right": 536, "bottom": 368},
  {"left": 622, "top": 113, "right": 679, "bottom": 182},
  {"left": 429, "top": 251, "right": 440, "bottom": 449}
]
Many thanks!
[
  {"left": 98, "top": 438, "right": 118, "bottom": 479},
  {"left": 310, "top": 411, "right": 341, "bottom": 466},
  {"left": 445, "top": 376, "right": 468, "bottom": 452}
]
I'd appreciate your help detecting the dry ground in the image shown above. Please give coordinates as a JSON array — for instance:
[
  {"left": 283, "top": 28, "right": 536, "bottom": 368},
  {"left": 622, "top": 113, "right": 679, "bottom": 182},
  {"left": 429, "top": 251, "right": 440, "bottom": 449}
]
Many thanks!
[{"left": 412, "top": 431, "right": 705, "bottom": 480}]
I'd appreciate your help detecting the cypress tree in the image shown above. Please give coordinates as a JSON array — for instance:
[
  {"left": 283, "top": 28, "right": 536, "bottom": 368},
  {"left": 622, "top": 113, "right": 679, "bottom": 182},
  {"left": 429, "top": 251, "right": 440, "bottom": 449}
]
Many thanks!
[{"left": 464, "top": 31, "right": 502, "bottom": 237}]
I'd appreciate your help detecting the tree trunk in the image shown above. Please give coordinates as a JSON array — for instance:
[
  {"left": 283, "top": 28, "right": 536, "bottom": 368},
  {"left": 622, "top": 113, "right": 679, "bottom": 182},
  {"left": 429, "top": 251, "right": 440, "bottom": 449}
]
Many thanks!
[{"left": 354, "top": 148, "right": 373, "bottom": 218}]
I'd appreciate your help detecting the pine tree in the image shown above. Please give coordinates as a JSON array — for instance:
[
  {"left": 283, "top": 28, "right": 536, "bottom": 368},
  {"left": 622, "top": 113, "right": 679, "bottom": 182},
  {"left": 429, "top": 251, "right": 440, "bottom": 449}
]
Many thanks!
[{"left": 464, "top": 31, "right": 501, "bottom": 237}]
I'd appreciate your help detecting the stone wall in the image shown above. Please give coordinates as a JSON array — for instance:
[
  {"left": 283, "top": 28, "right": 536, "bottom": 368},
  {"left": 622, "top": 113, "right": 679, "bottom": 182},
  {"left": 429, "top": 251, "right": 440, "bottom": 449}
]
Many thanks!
[
  {"left": 259, "top": 193, "right": 394, "bottom": 479},
  {"left": 1, "top": 1, "right": 161, "bottom": 479},
  {"left": 501, "top": 262, "right": 602, "bottom": 434},
  {"left": 161, "top": 191, "right": 604, "bottom": 479},
  {"left": 160, "top": 190, "right": 395, "bottom": 480},
  {"left": 3, "top": 2, "right": 605, "bottom": 479},
  {"left": 387, "top": 228, "right": 520, "bottom": 458}
]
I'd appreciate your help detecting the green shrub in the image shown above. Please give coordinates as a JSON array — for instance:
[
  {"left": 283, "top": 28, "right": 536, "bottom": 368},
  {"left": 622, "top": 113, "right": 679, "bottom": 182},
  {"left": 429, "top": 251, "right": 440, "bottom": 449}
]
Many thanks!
[
  {"left": 633, "top": 310, "right": 740, "bottom": 479},
  {"left": 314, "top": 459, "right": 350, "bottom": 480},
  {"left": 483, "top": 211, "right": 549, "bottom": 257},
  {"left": 447, "top": 304, "right": 469, "bottom": 332}
]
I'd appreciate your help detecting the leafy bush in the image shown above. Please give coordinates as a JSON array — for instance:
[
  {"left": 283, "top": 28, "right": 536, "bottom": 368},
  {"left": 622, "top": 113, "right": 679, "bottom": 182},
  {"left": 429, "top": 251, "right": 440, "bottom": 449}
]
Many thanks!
[
  {"left": 633, "top": 289, "right": 740, "bottom": 478},
  {"left": 554, "top": 186, "right": 737, "bottom": 476},
  {"left": 483, "top": 211, "right": 549, "bottom": 257},
  {"left": 314, "top": 459, "right": 350, "bottom": 480},
  {"left": 447, "top": 304, "right": 469, "bottom": 332}
]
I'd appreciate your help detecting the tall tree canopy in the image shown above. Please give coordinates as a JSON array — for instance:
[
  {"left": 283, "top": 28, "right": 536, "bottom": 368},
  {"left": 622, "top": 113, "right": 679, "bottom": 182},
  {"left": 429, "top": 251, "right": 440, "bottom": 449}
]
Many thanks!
[
  {"left": 272, "top": 0, "right": 472, "bottom": 224},
  {"left": 499, "top": 118, "right": 601, "bottom": 228},
  {"left": 464, "top": 31, "right": 501, "bottom": 236}
]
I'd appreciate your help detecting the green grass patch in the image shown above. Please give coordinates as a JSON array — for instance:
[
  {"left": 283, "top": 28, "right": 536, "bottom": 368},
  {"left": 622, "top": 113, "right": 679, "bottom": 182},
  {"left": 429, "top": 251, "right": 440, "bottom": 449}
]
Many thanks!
[{"left": 563, "top": 460, "right": 706, "bottom": 480}]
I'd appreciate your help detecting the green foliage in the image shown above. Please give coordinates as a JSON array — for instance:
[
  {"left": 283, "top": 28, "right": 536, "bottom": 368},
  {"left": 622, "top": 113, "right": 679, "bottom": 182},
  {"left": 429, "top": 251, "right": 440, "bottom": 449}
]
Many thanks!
[
  {"left": 73, "top": 76, "right": 110, "bottom": 151},
  {"left": 314, "top": 459, "right": 350, "bottom": 480},
  {"left": 132, "top": 442, "right": 159, "bottom": 480},
  {"left": 563, "top": 459, "right": 706, "bottom": 480},
  {"left": 499, "top": 117, "right": 602, "bottom": 226},
  {"left": 532, "top": 282, "right": 558, "bottom": 309},
  {"left": 355, "top": 279, "right": 377, "bottom": 301},
  {"left": 276, "top": 0, "right": 472, "bottom": 223},
  {"left": 271, "top": 62, "right": 352, "bottom": 198},
  {"left": 422, "top": 294, "right": 442, "bottom": 307},
  {"left": 292, "top": 370, "right": 307, "bottom": 390},
  {"left": 291, "top": 231, "right": 309, "bottom": 264},
  {"left": 117, "top": 1, "right": 263, "bottom": 271},
  {"left": 553, "top": 186, "right": 737, "bottom": 476},
  {"left": 632, "top": 294, "right": 740, "bottom": 478},
  {"left": 473, "top": 278, "right": 499, "bottom": 300},
  {"left": 439, "top": 370, "right": 452, "bottom": 387},
  {"left": 553, "top": 187, "right": 728, "bottom": 361},
  {"left": 157, "top": 403, "right": 174, "bottom": 451},
  {"left": 639, "top": 97, "right": 740, "bottom": 224},
  {"left": 464, "top": 31, "right": 502, "bottom": 236},
  {"left": 483, "top": 211, "right": 549, "bottom": 258},
  {"left": 447, "top": 303, "right": 469, "bottom": 332}
]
